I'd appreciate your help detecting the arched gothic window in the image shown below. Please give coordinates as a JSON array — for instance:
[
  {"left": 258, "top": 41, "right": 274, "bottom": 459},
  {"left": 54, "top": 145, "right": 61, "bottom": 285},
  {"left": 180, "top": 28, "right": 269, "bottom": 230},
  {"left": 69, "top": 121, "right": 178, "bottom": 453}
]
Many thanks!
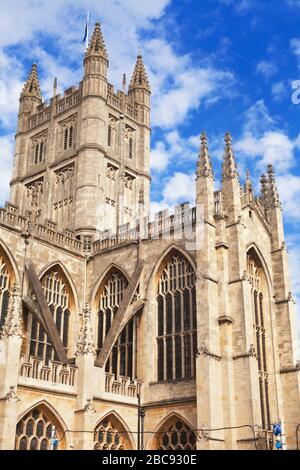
[
  {"left": 97, "top": 270, "right": 136, "bottom": 380},
  {"left": 15, "top": 407, "right": 65, "bottom": 450},
  {"left": 156, "top": 253, "right": 197, "bottom": 382},
  {"left": 247, "top": 250, "right": 270, "bottom": 430},
  {"left": 94, "top": 415, "right": 131, "bottom": 450},
  {"left": 155, "top": 418, "right": 197, "bottom": 450},
  {"left": 28, "top": 268, "right": 72, "bottom": 364},
  {"left": 0, "top": 253, "right": 12, "bottom": 330}
]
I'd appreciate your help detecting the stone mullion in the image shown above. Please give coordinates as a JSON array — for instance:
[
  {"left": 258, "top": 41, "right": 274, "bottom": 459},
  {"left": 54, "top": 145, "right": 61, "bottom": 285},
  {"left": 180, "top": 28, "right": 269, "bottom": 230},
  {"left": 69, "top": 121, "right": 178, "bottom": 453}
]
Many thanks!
[
  {"left": 116, "top": 334, "right": 121, "bottom": 379},
  {"left": 132, "top": 315, "right": 137, "bottom": 379},
  {"left": 163, "top": 296, "right": 167, "bottom": 382},
  {"left": 188, "top": 288, "right": 195, "bottom": 377},
  {"left": 171, "top": 293, "right": 176, "bottom": 381}
]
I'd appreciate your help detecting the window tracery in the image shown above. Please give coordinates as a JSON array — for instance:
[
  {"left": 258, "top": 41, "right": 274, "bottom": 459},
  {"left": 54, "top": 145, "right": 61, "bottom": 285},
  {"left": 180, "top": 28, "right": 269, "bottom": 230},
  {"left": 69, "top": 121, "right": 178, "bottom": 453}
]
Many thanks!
[{"left": 156, "top": 253, "right": 197, "bottom": 382}]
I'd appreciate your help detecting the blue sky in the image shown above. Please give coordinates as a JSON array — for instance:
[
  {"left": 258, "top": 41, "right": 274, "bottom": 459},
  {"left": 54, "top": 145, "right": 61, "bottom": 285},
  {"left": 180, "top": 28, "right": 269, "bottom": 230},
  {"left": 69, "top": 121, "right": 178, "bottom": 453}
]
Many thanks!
[{"left": 0, "top": 0, "right": 299, "bottom": 351}]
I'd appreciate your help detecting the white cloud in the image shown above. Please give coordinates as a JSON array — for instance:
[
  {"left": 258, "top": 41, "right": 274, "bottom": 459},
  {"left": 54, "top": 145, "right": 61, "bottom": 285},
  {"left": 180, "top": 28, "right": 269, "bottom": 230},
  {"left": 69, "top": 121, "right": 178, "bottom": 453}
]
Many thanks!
[
  {"left": 0, "top": 135, "right": 14, "bottom": 203},
  {"left": 235, "top": 131, "right": 296, "bottom": 172},
  {"left": 256, "top": 60, "right": 278, "bottom": 80},
  {"left": 151, "top": 142, "right": 170, "bottom": 171},
  {"left": 271, "top": 81, "right": 286, "bottom": 102},
  {"left": 290, "top": 38, "right": 300, "bottom": 67},
  {"left": 219, "top": 0, "right": 257, "bottom": 13},
  {"left": 152, "top": 68, "right": 234, "bottom": 129},
  {"left": 162, "top": 172, "right": 196, "bottom": 205},
  {"left": 243, "top": 100, "right": 275, "bottom": 135},
  {"left": 276, "top": 175, "right": 300, "bottom": 222},
  {"left": 150, "top": 129, "right": 199, "bottom": 173}
]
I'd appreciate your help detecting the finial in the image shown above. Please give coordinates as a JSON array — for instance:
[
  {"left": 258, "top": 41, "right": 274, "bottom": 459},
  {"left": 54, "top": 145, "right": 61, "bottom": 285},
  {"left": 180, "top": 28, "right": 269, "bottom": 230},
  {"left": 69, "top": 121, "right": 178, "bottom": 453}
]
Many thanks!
[
  {"left": 122, "top": 73, "right": 127, "bottom": 94},
  {"left": 196, "top": 131, "right": 214, "bottom": 179},
  {"left": 245, "top": 169, "right": 253, "bottom": 199},
  {"left": 53, "top": 77, "right": 57, "bottom": 97},
  {"left": 225, "top": 131, "right": 232, "bottom": 145}
]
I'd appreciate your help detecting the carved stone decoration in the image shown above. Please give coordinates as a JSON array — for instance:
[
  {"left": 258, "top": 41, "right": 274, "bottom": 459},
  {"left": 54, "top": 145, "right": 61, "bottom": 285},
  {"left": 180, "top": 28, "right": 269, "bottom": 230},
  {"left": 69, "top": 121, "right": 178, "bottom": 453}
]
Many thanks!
[
  {"left": 76, "top": 304, "right": 96, "bottom": 356},
  {"left": 248, "top": 344, "right": 257, "bottom": 358},
  {"left": 83, "top": 398, "right": 96, "bottom": 415},
  {"left": 55, "top": 165, "right": 74, "bottom": 184},
  {"left": 108, "top": 117, "right": 117, "bottom": 131},
  {"left": 124, "top": 174, "right": 134, "bottom": 190},
  {"left": 26, "top": 179, "right": 43, "bottom": 208},
  {"left": 196, "top": 342, "right": 221, "bottom": 361},
  {"left": 4, "top": 386, "right": 20, "bottom": 403},
  {"left": 124, "top": 126, "right": 134, "bottom": 140},
  {"left": 2, "top": 284, "right": 23, "bottom": 338},
  {"left": 106, "top": 164, "right": 117, "bottom": 181}
]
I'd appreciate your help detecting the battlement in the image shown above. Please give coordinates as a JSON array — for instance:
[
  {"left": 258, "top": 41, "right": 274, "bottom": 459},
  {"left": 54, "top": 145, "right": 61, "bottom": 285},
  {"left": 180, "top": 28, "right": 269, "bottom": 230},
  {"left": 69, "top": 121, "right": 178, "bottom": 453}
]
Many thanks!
[
  {"left": 26, "top": 80, "right": 142, "bottom": 133},
  {"left": 0, "top": 179, "right": 271, "bottom": 256}
]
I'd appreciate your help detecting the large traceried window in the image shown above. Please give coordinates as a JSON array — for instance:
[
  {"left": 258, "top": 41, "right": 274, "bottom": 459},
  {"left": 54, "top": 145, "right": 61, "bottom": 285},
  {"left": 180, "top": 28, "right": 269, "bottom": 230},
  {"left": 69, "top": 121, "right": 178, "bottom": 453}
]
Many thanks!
[
  {"left": 155, "top": 418, "right": 197, "bottom": 450},
  {"left": 94, "top": 414, "right": 131, "bottom": 450},
  {"left": 15, "top": 407, "right": 65, "bottom": 450},
  {"left": 96, "top": 269, "right": 136, "bottom": 380},
  {"left": 247, "top": 249, "right": 271, "bottom": 430},
  {"left": 0, "top": 252, "right": 12, "bottom": 331},
  {"left": 156, "top": 252, "right": 197, "bottom": 382},
  {"left": 27, "top": 267, "right": 72, "bottom": 364}
]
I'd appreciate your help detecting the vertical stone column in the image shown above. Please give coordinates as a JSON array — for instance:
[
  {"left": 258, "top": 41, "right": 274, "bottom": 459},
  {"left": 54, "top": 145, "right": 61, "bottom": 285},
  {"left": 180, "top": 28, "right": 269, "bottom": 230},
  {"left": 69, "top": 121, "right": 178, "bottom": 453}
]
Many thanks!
[
  {"left": 195, "top": 133, "right": 224, "bottom": 449},
  {"left": 215, "top": 209, "right": 237, "bottom": 449},
  {"left": 0, "top": 285, "right": 23, "bottom": 450},
  {"left": 265, "top": 165, "right": 300, "bottom": 449},
  {"left": 74, "top": 305, "right": 101, "bottom": 450},
  {"left": 221, "top": 134, "right": 261, "bottom": 448}
]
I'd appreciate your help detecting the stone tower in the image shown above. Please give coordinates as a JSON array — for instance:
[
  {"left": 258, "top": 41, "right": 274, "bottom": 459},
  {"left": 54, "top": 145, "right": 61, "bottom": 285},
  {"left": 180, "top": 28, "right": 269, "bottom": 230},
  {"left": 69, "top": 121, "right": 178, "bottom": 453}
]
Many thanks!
[{"left": 9, "top": 22, "right": 151, "bottom": 241}]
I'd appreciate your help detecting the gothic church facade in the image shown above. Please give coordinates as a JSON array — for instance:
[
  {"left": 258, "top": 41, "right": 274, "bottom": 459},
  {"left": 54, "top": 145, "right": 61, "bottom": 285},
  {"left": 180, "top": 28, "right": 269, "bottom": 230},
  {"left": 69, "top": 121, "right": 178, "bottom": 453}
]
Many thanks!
[{"left": 0, "top": 23, "right": 299, "bottom": 450}]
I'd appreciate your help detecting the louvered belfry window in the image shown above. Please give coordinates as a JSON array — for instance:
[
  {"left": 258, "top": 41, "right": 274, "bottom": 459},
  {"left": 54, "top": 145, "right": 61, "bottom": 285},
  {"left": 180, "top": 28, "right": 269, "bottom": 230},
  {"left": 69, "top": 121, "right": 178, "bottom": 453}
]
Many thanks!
[
  {"left": 28, "top": 269, "right": 70, "bottom": 364},
  {"left": 156, "top": 253, "right": 197, "bottom": 382}
]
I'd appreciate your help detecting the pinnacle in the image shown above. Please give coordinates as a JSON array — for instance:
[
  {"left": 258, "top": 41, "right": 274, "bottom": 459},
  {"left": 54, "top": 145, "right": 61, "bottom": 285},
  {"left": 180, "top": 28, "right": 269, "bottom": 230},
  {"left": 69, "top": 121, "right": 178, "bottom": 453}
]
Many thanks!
[
  {"left": 86, "top": 22, "right": 108, "bottom": 59},
  {"left": 196, "top": 131, "right": 214, "bottom": 179},
  {"left": 129, "top": 54, "right": 150, "bottom": 91},
  {"left": 21, "top": 62, "right": 42, "bottom": 99},
  {"left": 222, "top": 132, "right": 239, "bottom": 182},
  {"left": 267, "top": 164, "right": 280, "bottom": 207}
]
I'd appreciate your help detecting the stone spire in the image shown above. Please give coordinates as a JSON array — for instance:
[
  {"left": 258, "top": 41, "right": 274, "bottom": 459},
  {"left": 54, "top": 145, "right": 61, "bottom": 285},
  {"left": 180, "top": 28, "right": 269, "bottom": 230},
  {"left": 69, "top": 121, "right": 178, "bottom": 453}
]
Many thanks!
[
  {"left": 129, "top": 54, "right": 150, "bottom": 91},
  {"left": 222, "top": 132, "right": 239, "bottom": 182},
  {"left": 20, "top": 62, "right": 42, "bottom": 100},
  {"left": 76, "top": 305, "right": 96, "bottom": 356},
  {"left": 267, "top": 164, "right": 281, "bottom": 208},
  {"left": 2, "top": 284, "right": 23, "bottom": 338},
  {"left": 85, "top": 22, "right": 108, "bottom": 60},
  {"left": 196, "top": 132, "right": 214, "bottom": 179}
]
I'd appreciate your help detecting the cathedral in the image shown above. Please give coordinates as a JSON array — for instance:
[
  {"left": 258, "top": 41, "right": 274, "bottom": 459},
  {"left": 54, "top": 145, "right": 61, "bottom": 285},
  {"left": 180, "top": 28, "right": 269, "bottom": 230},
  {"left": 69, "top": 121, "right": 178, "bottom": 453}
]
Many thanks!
[{"left": 0, "top": 22, "right": 299, "bottom": 450}]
